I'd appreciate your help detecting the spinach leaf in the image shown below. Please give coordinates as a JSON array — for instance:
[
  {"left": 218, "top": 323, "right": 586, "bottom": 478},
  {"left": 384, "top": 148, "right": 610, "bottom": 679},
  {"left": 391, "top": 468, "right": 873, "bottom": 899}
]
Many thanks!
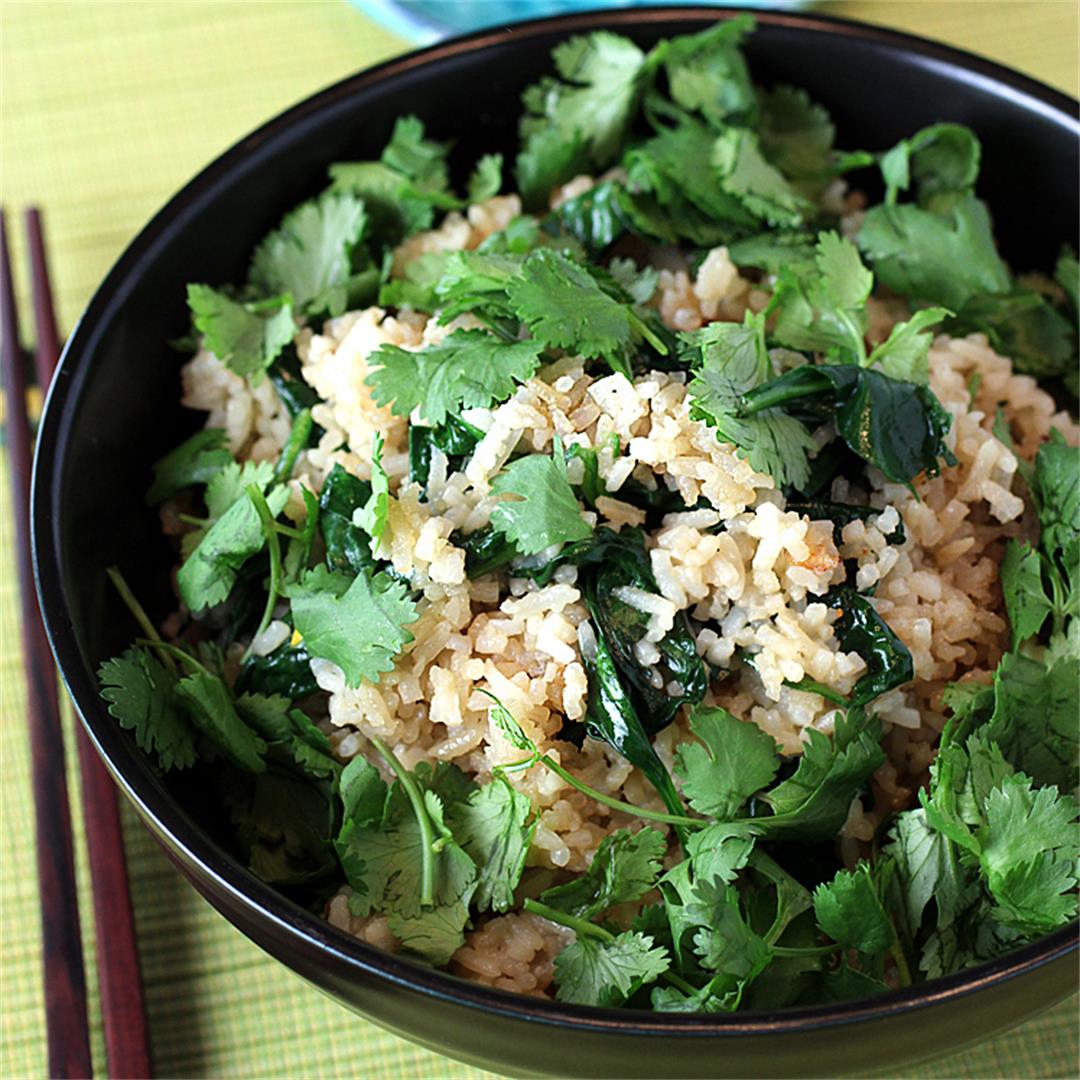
[
  {"left": 268, "top": 344, "right": 324, "bottom": 428},
  {"left": 542, "top": 179, "right": 629, "bottom": 257},
  {"left": 408, "top": 415, "right": 484, "bottom": 493},
  {"left": 236, "top": 638, "right": 319, "bottom": 701},
  {"left": 583, "top": 616, "right": 686, "bottom": 822},
  {"left": 825, "top": 582, "right": 914, "bottom": 707},
  {"left": 318, "top": 464, "right": 377, "bottom": 576},
  {"left": 580, "top": 529, "right": 707, "bottom": 733},
  {"left": 786, "top": 500, "right": 905, "bottom": 545},
  {"left": 739, "top": 364, "right": 954, "bottom": 488}
]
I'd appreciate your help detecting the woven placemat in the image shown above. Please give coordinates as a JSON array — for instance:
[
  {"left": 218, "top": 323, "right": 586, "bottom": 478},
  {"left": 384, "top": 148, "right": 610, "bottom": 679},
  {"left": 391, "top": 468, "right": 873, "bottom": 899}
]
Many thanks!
[{"left": 1, "top": 2, "right": 1076, "bottom": 1076}]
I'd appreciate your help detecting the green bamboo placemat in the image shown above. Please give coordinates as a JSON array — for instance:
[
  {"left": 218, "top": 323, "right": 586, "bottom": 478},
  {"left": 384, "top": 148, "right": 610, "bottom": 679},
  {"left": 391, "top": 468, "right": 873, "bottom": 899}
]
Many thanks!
[{"left": 1, "top": 2, "right": 1076, "bottom": 1076}]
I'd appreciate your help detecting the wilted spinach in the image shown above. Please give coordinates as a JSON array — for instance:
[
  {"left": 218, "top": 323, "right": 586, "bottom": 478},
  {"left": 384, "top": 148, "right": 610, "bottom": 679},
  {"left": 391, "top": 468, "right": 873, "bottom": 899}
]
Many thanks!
[
  {"left": 580, "top": 529, "right": 707, "bottom": 732},
  {"left": 787, "top": 500, "right": 906, "bottom": 546},
  {"left": 740, "top": 365, "right": 955, "bottom": 487},
  {"left": 319, "top": 464, "right": 377, "bottom": 576},
  {"left": 409, "top": 415, "right": 484, "bottom": 492},
  {"left": 824, "top": 582, "right": 914, "bottom": 707},
  {"left": 236, "top": 638, "right": 320, "bottom": 700}
]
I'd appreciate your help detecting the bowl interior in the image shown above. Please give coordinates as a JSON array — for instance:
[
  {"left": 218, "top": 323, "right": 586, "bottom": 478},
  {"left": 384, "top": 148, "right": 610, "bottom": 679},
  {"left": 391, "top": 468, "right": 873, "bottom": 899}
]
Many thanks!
[{"left": 33, "top": 7, "right": 1079, "bottom": 1076}]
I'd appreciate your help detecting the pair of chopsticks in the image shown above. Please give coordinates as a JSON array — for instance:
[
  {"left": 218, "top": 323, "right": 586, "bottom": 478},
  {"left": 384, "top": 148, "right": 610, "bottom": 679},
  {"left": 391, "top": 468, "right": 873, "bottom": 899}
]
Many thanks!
[{"left": 1, "top": 209, "right": 153, "bottom": 1079}]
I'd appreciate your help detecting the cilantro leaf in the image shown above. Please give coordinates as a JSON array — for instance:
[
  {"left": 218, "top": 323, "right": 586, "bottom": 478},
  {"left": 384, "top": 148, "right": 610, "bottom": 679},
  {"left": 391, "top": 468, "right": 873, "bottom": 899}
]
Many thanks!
[
  {"left": 97, "top": 647, "right": 196, "bottom": 771},
  {"left": 145, "top": 428, "right": 232, "bottom": 506},
  {"left": 388, "top": 893, "right": 475, "bottom": 967},
  {"left": 205, "top": 460, "right": 277, "bottom": 520},
  {"left": 177, "top": 479, "right": 287, "bottom": 611},
  {"left": 1057, "top": 246, "right": 1079, "bottom": 317},
  {"left": 340, "top": 755, "right": 389, "bottom": 826},
  {"left": 977, "top": 774, "right": 1079, "bottom": 935},
  {"left": 516, "top": 31, "right": 647, "bottom": 205},
  {"left": 489, "top": 450, "right": 592, "bottom": 555},
  {"left": 622, "top": 119, "right": 757, "bottom": 245},
  {"left": 447, "top": 775, "right": 536, "bottom": 913},
  {"left": 879, "top": 123, "right": 981, "bottom": 206},
  {"left": 353, "top": 432, "right": 389, "bottom": 548},
  {"left": 674, "top": 705, "right": 780, "bottom": 819},
  {"left": 983, "top": 651, "right": 1079, "bottom": 795},
  {"left": 174, "top": 671, "right": 267, "bottom": 774},
  {"left": 330, "top": 115, "right": 452, "bottom": 241},
  {"left": 1000, "top": 541, "right": 1054, "bottom": 647},
  {"left": 287, "top": 565, "right": 418, "bottom": 689},
  {"left": 1034, "top": 431, "right": 1080, "bottom": 559},
  {"left": 757, "top": 84, "right": 835, "bottom": 196},
  {"left": 684, "top": 823, "right": 757, "bottom": 886},
  {"left": 857, "top": 195, "right": 1010, "bottom": 310},
  {"left": 756, "top": 709, "right": 885, "bottom": 840},
  {"left": 540, "top": 827, "right": 667, "bottom": 920},
  {"left": 553, "top": 931, "right": 670, "bottom": 1007},
  {"left": 689, "top": 879, "right": 772, "bottom": 988},
  {"left": 772, "top": 231, "right": 872, "bottom": 365},
  {"left": 812, "top": 864, "right": 893, "bottom": 955},
  {"left": 379, "top": 115, "right": 451, "bottom": 194},
  {"left": 466, "top": 153, "right": 503, "bottom": 203},
  {"left": 659, "top": 15, "right": 756, "bottom": 127},
  {"left": 866, "top": 306, "right": 950, "bottom": 383},
  {"left": 186, "top": 284, "right": 294, "bottom": 382},
  {"left": 884, "top": 807, "right": 979, "bottom": 946},
  {"left": 946, "top": 285, "right": 1076, "bottom": 379},
  {"left": 234, "top": 691, "right": 294, "bottom": 742},
  {"left": 711, "top": 127, "right": 811, "bottom": 228},
  {"left": 177, "top": 482, "right": 287, "bottom": 612},
  {"left": 248, "top": 191, "right": 368, "bottom": 318},
  {"left": 506, "top": 248, "right": 653, "bottom": 377},
  {"left": 685, "top": 311, "right": 817, "bottom": 489},
  {"left": 365, "top": 329, "right": 543, "bottom": 427}
]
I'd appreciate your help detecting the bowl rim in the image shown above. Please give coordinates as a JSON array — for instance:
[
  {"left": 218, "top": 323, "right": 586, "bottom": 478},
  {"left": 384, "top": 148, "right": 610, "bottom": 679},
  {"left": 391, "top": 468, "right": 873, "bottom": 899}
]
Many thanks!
[{"left": 33, "top": 2, "right": 1080, "bottom": 1041}]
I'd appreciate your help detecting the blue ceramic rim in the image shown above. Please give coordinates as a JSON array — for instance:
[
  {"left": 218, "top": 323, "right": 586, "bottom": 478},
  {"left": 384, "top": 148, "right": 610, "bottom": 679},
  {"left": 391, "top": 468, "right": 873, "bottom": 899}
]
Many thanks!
[
  {"left": 350, "top": 0, "right": 806, "bottom": 45},
  {"left": 33, "top": 2, "right": 1079, "bottom": 1041}
]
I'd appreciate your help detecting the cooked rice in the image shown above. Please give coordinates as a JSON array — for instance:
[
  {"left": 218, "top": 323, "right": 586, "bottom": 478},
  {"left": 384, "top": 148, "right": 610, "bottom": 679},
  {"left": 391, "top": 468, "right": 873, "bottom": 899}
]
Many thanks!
[{"left": 177, "top": 188, "right": 1078, "bottom": 997}]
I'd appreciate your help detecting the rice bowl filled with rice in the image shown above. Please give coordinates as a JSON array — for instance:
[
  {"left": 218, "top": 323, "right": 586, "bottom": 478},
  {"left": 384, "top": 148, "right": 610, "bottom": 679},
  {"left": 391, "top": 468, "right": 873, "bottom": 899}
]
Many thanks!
[{"left": 97, "top": 16, "right": 1080, "bottom": 1013}]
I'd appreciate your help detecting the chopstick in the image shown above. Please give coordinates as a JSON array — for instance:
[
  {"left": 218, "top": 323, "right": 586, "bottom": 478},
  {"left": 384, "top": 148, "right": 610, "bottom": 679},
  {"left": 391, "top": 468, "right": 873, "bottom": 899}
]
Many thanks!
[
  {"left": 2, "top": 210, "right": 92, "bottom": 1077},
  {"left": 4, "top": 207, "right": 154, "bottom": 1079},
  {"left": 26, "top": 207, "right": 154, "bottom": 1080}
]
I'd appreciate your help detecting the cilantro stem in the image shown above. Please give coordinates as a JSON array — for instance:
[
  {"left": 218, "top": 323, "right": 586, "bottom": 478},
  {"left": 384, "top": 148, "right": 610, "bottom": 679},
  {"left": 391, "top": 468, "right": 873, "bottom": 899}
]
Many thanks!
[
  {"left": 177, "top": 513, "right": 210, "bottom": 527},
  {"left": 244, "top": 484, "right": 284, "bottom": 663},
  {"left": 522, "top": 899, "right": 610, "bottom": 940},
  {"left": 537, "top": 753, "right": 707, "bottom": 830},
  {"left": 368, "top": 736, "right": 436, "bottom": 907},
  {"left": 628, "top": 309, "right": 668, "bottom": 356},
  {"left": 134, "top": 638, "right": 210, "bottom": 676},
  {"left": 273, "top": 522, "right": 306, "bottom": 542},
  {"left": 106, "top": 566, "right": 174, "bottom": 671},
  {"left": 771, "top": 943, "right": 842, "bottom": 958},
  {"left": 785, "top": 675, "right": 849, "bottom": 707},
  {"left": 739, "top": 367, "right": 830, "bottom": 416},
  {"left": 523, "top": 899, "right": 700, "bottom": 996}
]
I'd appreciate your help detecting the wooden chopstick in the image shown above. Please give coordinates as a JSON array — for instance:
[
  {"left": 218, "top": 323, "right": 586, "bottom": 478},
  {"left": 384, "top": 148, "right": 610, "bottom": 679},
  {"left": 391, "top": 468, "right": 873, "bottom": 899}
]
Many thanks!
[
  {"left": 1, "top": 209, "right": 93, "bottom": 1078},
  {"left": 22, "top": 208, "right": 154, "bottom": 1080}
]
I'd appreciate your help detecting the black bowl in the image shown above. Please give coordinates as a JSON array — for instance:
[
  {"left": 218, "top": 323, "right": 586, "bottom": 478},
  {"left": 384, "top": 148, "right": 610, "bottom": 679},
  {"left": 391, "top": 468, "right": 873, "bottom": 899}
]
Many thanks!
[{"left": 33, "top": 7, "right": 1079, "bottom": 1077}]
